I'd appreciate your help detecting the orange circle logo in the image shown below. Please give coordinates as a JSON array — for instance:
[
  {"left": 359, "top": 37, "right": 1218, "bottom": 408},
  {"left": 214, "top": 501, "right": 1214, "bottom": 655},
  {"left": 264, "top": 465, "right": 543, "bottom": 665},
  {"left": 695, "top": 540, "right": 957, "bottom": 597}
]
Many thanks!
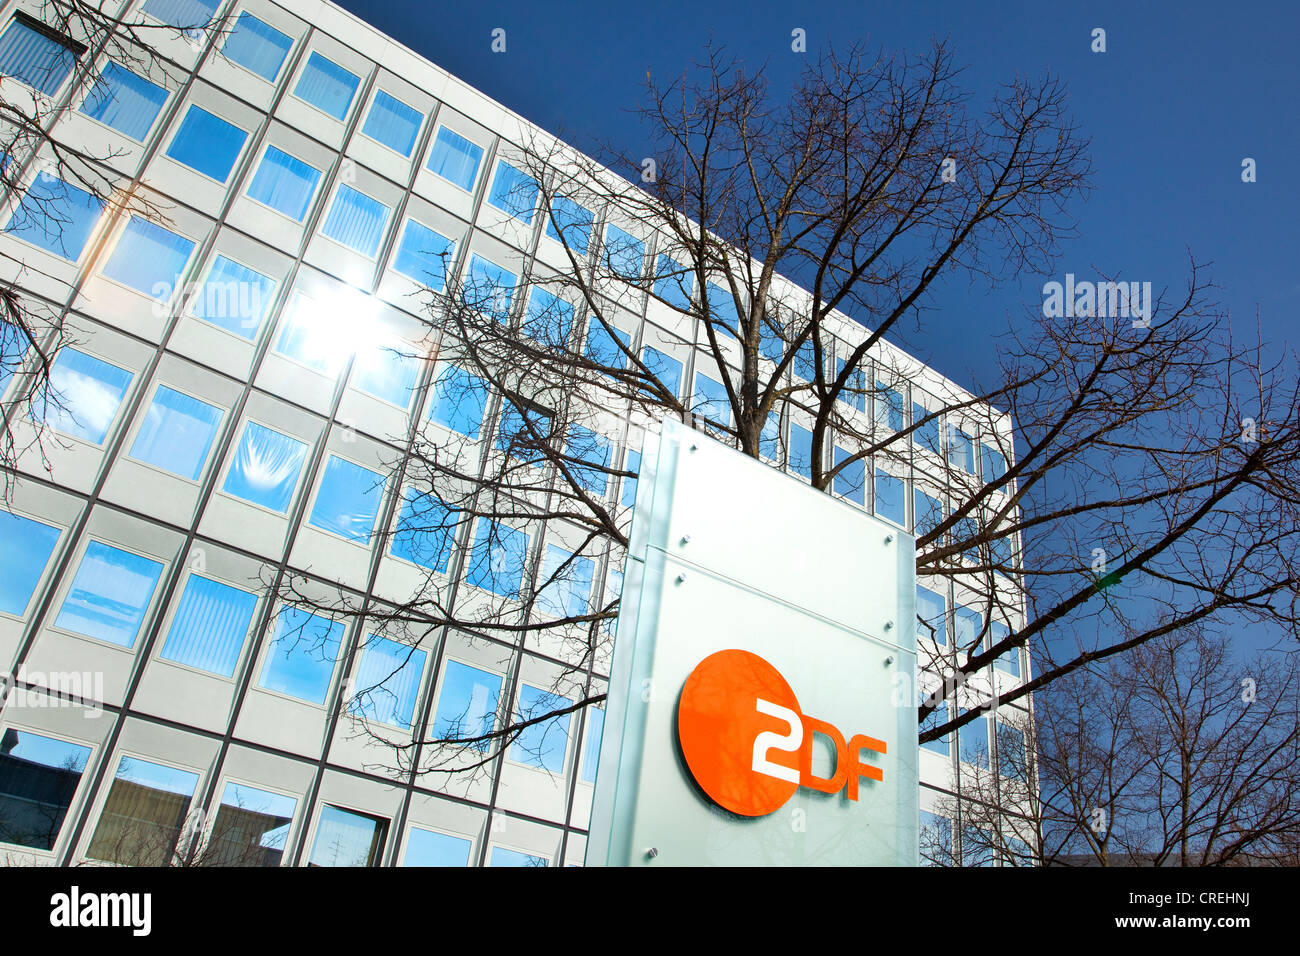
[{"left": 677, "top": 649, "right": 803, "bottom": 817}]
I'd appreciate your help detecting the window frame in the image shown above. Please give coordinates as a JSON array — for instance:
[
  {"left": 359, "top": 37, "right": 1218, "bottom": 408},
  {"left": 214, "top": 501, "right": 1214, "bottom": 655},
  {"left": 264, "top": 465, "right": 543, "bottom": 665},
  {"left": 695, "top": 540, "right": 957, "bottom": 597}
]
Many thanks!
[
  {"left": 218, "top": 417, "right": 311, "bottom": 517},
  {"left": 358, "top": 88, "right": 425, "bottom": 159},
  {"left": 161, "top": 103, "right": 251, "bottom": 186},
  {"left": 304, "top": 450, "right": 388, "bottom": 546},
  {"left": 153, "top": 567, "right": 260, "bottom": 679},
  {"left": 243, "top": 141, "right": 324, "bottom": 224},
  {"left": 0, "top": 723, "right": 96, "bottom": 855},
  {"left": 317, "top": 180, "right": 392, "bottom": 260},
  {"left": 289, "top": 50, "right": 362, "bottom": 123},
  {"left": 185, "top": 250, "right": 280, "bottom": 341},
  {"left": 123, "top": 379, "right": 226, "bottom": 484}
]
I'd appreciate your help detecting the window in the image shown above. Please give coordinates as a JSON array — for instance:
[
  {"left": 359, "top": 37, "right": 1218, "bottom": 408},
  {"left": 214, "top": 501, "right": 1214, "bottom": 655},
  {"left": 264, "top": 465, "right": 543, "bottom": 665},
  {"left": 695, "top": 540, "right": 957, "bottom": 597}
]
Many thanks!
[
  {"left": 760, "top": 411, "right": 780, "bottom": 460},
  {"left": 586, "top": 321, "right": 629, "bottom": 371},
  {"left": 403, "top": 827, "right": 471, "bottom": 866},
  {"left": 293, "top": 52, "right": 359, "bottom": 121},
  {"left": 320, "top": 184, "right": 389, "bottom": 257},
  {"left": 789, "top": 423, "right": 813, "bottom": 479},
  {"left": 916, "top": 584, "right": 947, "bottom": 646},
  {"left": 308, "top": 455, "right": 385, "bottom": 544},
  {"left": 620, "top": 449, "right": 640, "bottom": 509},
  {"left": 258, "top": 606, "right": 344, "bottom": 705},
  {"left": 490, "top": 846, "right": 548, "bottom": 867},
  {"left": 129, "top": 385, "right": 223, "bottom": 481},
  {"left": 246, "top": 145, "right": 323, "bottom": 222},
  {"left": 949, "top": 425, "right": 976, "bottom": 474},
  {"left": 5, "top": 170, "right": 104, "bottom": 260},
  {"left": 535, "top": 544, "right": 594, "bottom": 618},
  {"left": 640, "top": 346, "right": 682, "bottom": 399},
  {"left": 222, "top": 421, "right": 308, "bottom": 514},
  {"left": 522, "top": 288, "right": 574, "bottom": 345},
  {"left": 832, "top": 446, "right": 866, "bottom": 505},
  {"left": 390, "top": 488, "right": 455, "bottom": 572},
  {"left": 465, "top": 255, "right": 516, "bottom": 323},
  {"left": 102, "top": 217, "right": 195, "bottom": 297},
  {"left": 759, "top": 314, "right": 785, "bottom": 364},
  {"left": 921, "top": 698, "right": 950, "bottom": 756},
  {"left": 991, "top": 620, "right": 1021, "bottom": 676},
  {"left": 496, "top": 401, "right": 553, "bottom": 465},
  {"left": 426, "top": 127, "right": 483, "bottom": 192},
  {"left": 142, "top": 0, "right": 219, "bottom": 30},
  {"left": 432, "top": 661, "right": 502, "bottom": 751},
  {"left": 0, "top": 730, "right": 90, "bottom": 850},
  {"left": 86, "top": 755, "right": 199, "bottom": 866},
  {"left": 653, "top": 255, "right": 692, "bottom": 310},
  {"left": 836, "top": 357, "right": 866, "bottom": 412},
  {"left": 391, "top": 219, "right": 454, "bottom": 290},
  {"left": 221, "top": 11, "right": 293, "bottom": 82},
  {"left": 78, "top": 62, "right": 167, "bottom": 140},
  {"left": 205, "top": 783, "right": 296, "bottom": 867},
  {"left": 581, "top": 705, "right": 604, "bottom": 783},
  {"left": 191, "top": 255, "right": 277, "bottom": 339},
  {"left": 1, "top": 320, "right": 28, "bottom": 397},
  {"left": 510, "top": 684, "right": 573, "bottom": 773},
  {"left": 704, "top": 281, "right": 740, "bottom": 338},
  {"left": 165, "top": 105, "right": 249, "bottom": 183},
  {"left": 914, "top": 487, "right": 943, "bottom": 536},
  {"left": 692, "top": 373, "right": 729, "bottom": 427},
  {"left": 54, "top": 542, "right": 163, "bottom": 647},
  {"left": 486, "top": 160, "right": 538, "bottom": 223},
  {"left": 465, "top": 519, "right": 529, "bottom": 599},
  {"left": 913, "top": 402, "right": 942, "bottom": 454},
  {"left": 603, "top": 225, "right": 643, "bottom": 279},
  {"left": 874, "top": 469, "right": 906, "bottom": 526},
  {"left": 308, "top": 805, "right": 387, "bottom": 867},
  {"left": 0, "top": 15, "right": 79, "bottom": 95},
  {"left": 159, "top": 573, "right": 258, "bottom": 677},
  {"left": 565, "top": 424, "right": 610, "bottom": 495},
  {"left": 361, "top": 90, "right": 422, "bottom": 156},
  {"left": 30, "top": 348, "right": 132, "bottom": 444},
  {"left": 545, "top": 196, "right": 592, "bottom": 254},
  {"left": 998, "top": 721, "right": 1028, "bottom": 781},
  {"left": 958, "top": 710, "right": 990, "bottom": 768},
  {"left": 953, "top": 603, "right": 983, "bottom": 655},
  {"left": 983, "top": 443, "right": 1007, "bottom": 485},
  {"left": 427, "top": 364, "right": 488, "bottom": 439},
  {"left": 794, "top": 338, "right": 819, "bottom": 381},
  {"left": 350, "top": 635, "right": 426, "bottom": 729},
  {"left": 0, "top": 510, "right": 59, "bottom": 617},
  {"left": 603, "top": 568, "right": 623, "bottom": 636},
  {"left": 351, "top": 337, "right": 422, "bottom": 410},
  {"left": 274, "top": 294, "right": 351, "bottom": 376},
  {"left": 920, "top": 811, "right": 953, "bottom": 867}
]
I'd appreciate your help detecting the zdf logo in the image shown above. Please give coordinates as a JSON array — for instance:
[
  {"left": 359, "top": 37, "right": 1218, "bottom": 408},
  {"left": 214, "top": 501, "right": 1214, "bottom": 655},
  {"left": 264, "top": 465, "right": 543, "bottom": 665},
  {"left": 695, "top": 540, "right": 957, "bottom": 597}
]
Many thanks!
[{"left": 676, "top": 649, "right": 887, "bottom": 817}]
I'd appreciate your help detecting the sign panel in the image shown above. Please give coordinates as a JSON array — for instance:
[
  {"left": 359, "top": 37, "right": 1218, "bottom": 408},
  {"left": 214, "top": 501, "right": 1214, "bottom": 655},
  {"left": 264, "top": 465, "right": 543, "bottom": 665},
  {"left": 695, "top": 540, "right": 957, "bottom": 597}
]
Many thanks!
[{"left": 586, "top": 419, "right": 919, "bottom": 866}]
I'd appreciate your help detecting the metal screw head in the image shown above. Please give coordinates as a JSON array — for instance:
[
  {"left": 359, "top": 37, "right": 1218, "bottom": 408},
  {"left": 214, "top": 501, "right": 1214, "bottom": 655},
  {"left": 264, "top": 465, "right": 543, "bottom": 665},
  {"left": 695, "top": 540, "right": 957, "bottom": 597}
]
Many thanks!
[
  {"left": 676, "top": 572, "right": 687, "bottom": 584},
  {"left": 646, "top": 847, "right": 659, "bottom": 859},
  {"left": 884, "top": 655, "right": 895, "bottom": 666},
  {"left": 689, "top": 443, "right": 698, "bottom": 452},
  {"left": 884, "top": 534, "right": 895, "bottom": 545},
  {"left": 884, "top": 620, "right": 894, "bottom": 631},
  {"left": 680, "top": 534, "right": 691, "bottom": 546}
]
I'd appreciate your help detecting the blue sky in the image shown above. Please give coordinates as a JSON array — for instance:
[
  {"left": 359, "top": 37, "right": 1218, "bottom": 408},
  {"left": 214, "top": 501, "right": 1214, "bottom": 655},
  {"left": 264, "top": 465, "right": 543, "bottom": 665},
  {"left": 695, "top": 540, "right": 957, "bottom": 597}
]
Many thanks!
[{"left": 339, "top": 0, "right": 1299, "bottom": 390}]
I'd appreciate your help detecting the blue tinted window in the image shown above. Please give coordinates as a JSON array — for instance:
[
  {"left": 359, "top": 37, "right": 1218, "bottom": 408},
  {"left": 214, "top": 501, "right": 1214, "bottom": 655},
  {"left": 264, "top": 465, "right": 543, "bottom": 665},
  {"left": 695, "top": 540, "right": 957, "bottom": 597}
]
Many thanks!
[
  {"left": 0, "top": 18, "right": 76, "bottom": 95},
  {"left": 222, "top": 12, "right": 293, "bottom": 81},
  {"left": 913, "top": 402, "right": 941, "bottom": 453},
  {"left": 361, "top": 90, "right": 422, "bottom": 156},
  {"left": 208, "top": 782, "right": 295, "bottom": 866},
  {"left": 427, "top": 364, "right": 487, "bottom": 439},
  {"left": 129, "top": 385, "right": 222, "bottom": 481},
  {"left": 917, "top": 584, "right": 947, "bottom": 646},
  {"left": 833, "top": 446, "right": 865, "bottom": 505},
  {"left": 983, "top": 443, "right": 1007, "bottom": 485},
  {"left": 640, "top": 346, "right": 682, "bottom": 399},
  {"left": 165, "top": 106, "right": 248, "bottom": 183},
  {"left": 320, "top": 184, "right": 389, "bottom": 257},
  {"left": 997, "top": 721, "right": 1027, "bottom": 779},
  {"left": 403, "top": 827, "right": 471, "bottom": 867},
  {"left": 143, "top": 0, "right": 219, "bottom": 28},
  {"left": 959, "top": 711, "right": 990, "bottom": 768},
  {"left": 486, "top": 160, "right": 538, "bottom": 223},
  {"left": 565, "top": 424, "right": 610, "bottom": 495},
  {"left": 511, "top": 684, "right": 572, "bottom": 773},
  {"left": 466, "top": 255, "right": 516, "bottom": 323},
  {"left": 191, "top": 255, "right": 277, "bottom": 338},
  {"left": 159, "top": 574, "right": 258, "bottom": 676},
  {"left": 920, "top": 811, "right": 953, "bottom": 866},
  {"left": 5, "top": 170, "right": 104, "bottom": 260},
  {"left": 914, "top": 488, "right": 943, "bottom": 536},
  {"left": 351, "top": 635, "right": 426, "bottom": 729},
  {"left": 102, "top": 217, "right": 195, "bottom": 296},
  {"left": 490, "top": 847, "right": 547, "bottom": 867},
  {"left": 921, "top": 699, "right": 951, "bottom": 755},
  {"left": 293, "top": 52, "right": 359, "bottom": 120},
  {"left": 582, "top": 706, "right": 604, "bottom": 783},
  {"left": 222, "top": 421, "right": 307, "bottom": 514},
  {"left": 954, "top": 604, "right": 983, "bottom": 653},
  {"left": 390, "top": 488, "right": 455, "bottom": 572},
  {"left": 0, "top": 730, "right": 90, "bottom": 850},
  {"left": 496, "top": 402, "right": 553, "bottom": 464},
  {"left": 874, "top": 469, "right": 906, "bottom": 526},
  {"left": 308, "top": 455, "right": 385, "bottom": 544},
  {"left": 54, "top": 542, "right": 163, "bottom": 647},
  {"left": 654, "top": 255, "right": 692, "bottom": 311},
  {"left": 426, "top": 127, "right": 482, "bottom": 192},
  {"left": 760, "top": 412, "right": 780, "bottom": 460},
  {"left": 620, "top": 448, "right": 640, "bottom": 509},
  {"left": 692, "top": 373, "right": 728, "bottom": 426},
  {"left": 836, "top": 357, "right": 866, "bottom": 412},
  {"left": 432, "top": 660, "right": 501, "bottom": 751},
  {"left": 705, "top": 282, "right": 739, "bottom": 338},
  {"left": 79, "top": 62, "right": 168, "bottom": 140},
  {"left": 949, "top": 426, "right": 976, "bottom": 473},
  {"left": 465, "top": 519, "right": 528, "bottom": 599},
  {"left": 794, "top": 338, "right": 819, "bottom": 381},
  {"left": 307, "top": 805, "right": 386, "bottom": 867},
  {"left": 351, "top": 338, "right": 422, "bottom": 409},
  {"left": 247, "top": 146, "right": 322, "bottom": 221},
  {"left": 31, "top": 348, "right": 131, "bottom": 444},
  {"left": 875, "top": 382, "right": 905, "bottom": 432},
  {"left": 536, "top": 544, "right": 594, "bottom": 618},
  {"left": 0, "top": 510, "right": 60, "bottom": 617},
  {"left": 545, "top": 196, "right": 592, "bottom": 255},
  {"left": 1, "top": 320, "right": 28, "bottom": 396},
  {"left": 259, "top": 606, "right": 344, "bottom": 704},
  {"left": 991, "top": 620, "right": 1020, "bottom": 676},
  {"left": 586, "top": 321, "right": 629, "bottom": 370},
  {"left": 391, "top": 219, "right": 453, "bottom": 289},
  {"left": 759, "top": 316, "right": 785, "bottom": 364},
  {"left": 789, "top": 423, "right": 813, "bottom": 479},
  {"left": 522, "top": 289, "right": 574, "bottom": 345},
  {"left": 603, "top": 225, "right": 643, "bottom": 279}
]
